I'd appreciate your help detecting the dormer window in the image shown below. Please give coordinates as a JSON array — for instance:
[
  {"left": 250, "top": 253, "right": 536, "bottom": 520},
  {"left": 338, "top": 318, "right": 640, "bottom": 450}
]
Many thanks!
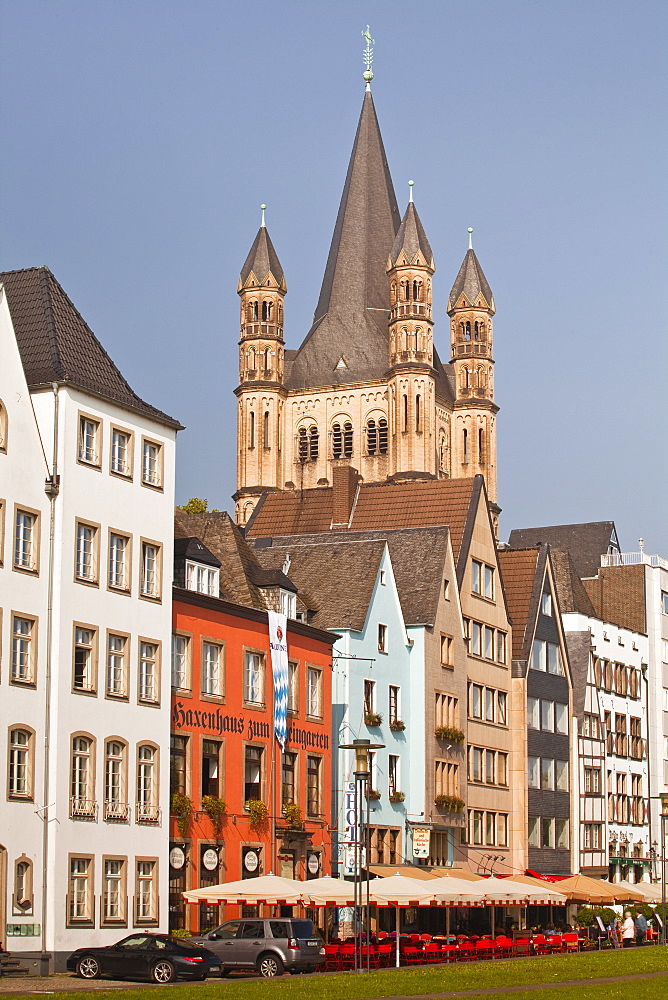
[
  {"left": 280, "top": 589, "right": 296, "bottom": 619},
  {"left": 186, "top": 561, "right": 219, "bottom": 597}
]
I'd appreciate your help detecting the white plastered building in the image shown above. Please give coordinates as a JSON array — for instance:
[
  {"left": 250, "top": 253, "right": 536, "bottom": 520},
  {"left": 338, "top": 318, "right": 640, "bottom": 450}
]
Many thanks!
[{"left": 0, "top": 268, "right": 181, "bottom": 971}]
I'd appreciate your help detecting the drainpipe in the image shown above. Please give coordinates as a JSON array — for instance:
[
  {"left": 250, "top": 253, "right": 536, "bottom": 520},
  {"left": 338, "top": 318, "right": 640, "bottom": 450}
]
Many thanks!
[{"left": 40, "top": 383, "right": 60, "bottom": 973}]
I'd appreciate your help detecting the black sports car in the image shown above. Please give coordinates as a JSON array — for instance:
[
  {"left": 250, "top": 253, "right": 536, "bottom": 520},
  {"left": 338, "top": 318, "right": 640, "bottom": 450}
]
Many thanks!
[{"left": 67, "top": 933, "right": 221, "bottom": 983}]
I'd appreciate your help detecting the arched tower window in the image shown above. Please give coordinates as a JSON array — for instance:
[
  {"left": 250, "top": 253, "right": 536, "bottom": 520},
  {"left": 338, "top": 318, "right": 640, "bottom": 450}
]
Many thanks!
[
  {"left": 439, "top": 433, "right": 447, "bottom": 471},
  {"left": 478, "top": 427, "right": 484, "bottom": 465},
  {"left": 401, "top": 280, "right": 410, "bottom": 301},
  {"left": 474, "top": 321, "right": 480, "bottom": 341},
  {"left": 250, "top": 300, "right": 259, "bottom": 321},
  {"left": 416, "top": 394, "right": 421, "bottom": 432},
  {"left": 464, "top": 321, "right": 471, "bottom": 341},
  {"left": 378, "top": 418, "right": 388, "bottom": 454},
  {"left": 407, "top": 330, "right": 416, "bottom": 353},
  {"left": 366, "top": 419, "right": 377, "bottom": 455},
  {"left": 332, "top": 423, "right": 342, "bottom": 459},
  {"left": 298, "top": 427, "right": 308, "bottom": 461},
  {"left": 460, "top": 367, "right": 470, "bottom": 391},
  {"left": 263, "top": 411, "right": 270, "bottom": 449},
  {"left": 476, "top": 366, "right": 486, "bottom": 392},
  {"left": 309, "top": 425, "right": 319, "bottom": 459},
  {"left": 463, "top": 428, "right": 468, "bottom": 463},
  {"left": 343, "top": 422, "right": 353, "bottom": 457},
  {"left": 262, "top": 300, "right": 273, "bottom": 321},
  {"left": 413, "top": 280, "right": 422, "bottom": 301}
]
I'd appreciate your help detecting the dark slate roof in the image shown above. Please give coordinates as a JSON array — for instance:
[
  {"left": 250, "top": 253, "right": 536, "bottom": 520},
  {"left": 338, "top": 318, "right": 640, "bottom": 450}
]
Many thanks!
[
  {"left": 252, "top": 526, "right": 451, "bottom": 630},
  {"left": 247, "top": 476, "right": 479, "bottom": 565},
  {"left": 498, "top": 547, "right": 542, "bottom": 662},
  {"left": 239, "top": 226, "right": 285, "bottom": 288},
  {"left": 286, "top": 91, "right": 401, "bottom": 390},
  {"left": 389, "top": 201, "right": 434, "bottom": 267},
  {"left": 447, "top": 249, "right": 494, "bottom": 312},
  {"left": 564, "top": 631, "right": 592, "bottom": 726},
  {"left": 174, "top": 510, "right": 269, "bottom": 610},
  {"left": 433, "top": 348, "right": 456, "bottom": 405},
  {"left": 549, "top": 548, "right": 597, "bottom": 616},
  {"left": 508, "top": 521, "right": 620, "bottom": 579},
  {"left": 0, "top": 267, "right": 182, "bottom": 429},
  {"left": 174, "top": 537, "right": 221, "bottom": 568}
]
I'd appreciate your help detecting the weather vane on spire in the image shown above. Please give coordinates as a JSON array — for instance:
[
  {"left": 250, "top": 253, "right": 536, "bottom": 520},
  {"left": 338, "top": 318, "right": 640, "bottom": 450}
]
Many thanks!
[
  {"left": 362, "top": 25, "right": 374, "bottom": 89},
  {"left": 468, "top": 227, "right": 474, "bottom": 249}
]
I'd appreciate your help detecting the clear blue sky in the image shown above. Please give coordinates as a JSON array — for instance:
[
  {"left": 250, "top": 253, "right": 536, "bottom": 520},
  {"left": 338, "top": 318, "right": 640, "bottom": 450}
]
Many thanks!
[{"left": 2, "top": 0, "right": 666, "bottom": 553}]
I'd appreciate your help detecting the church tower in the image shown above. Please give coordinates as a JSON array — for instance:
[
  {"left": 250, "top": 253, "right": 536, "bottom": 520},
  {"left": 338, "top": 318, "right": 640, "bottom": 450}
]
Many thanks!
[
  {"left": 234, "top": 211, "right": 287, "bottom": 525},
  {"left": 447, "top": 234, "right": 498, "bottom": 503},
  {"left": 386, "top": 187, "right": 437, "bottom": 477}
]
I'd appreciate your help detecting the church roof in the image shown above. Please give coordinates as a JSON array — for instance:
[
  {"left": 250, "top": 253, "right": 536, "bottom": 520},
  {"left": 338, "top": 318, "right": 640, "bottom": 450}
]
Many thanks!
[
  {"left": 286, "top": 91, "right": 401, "bottom": 390},
  {"left": 239, "top": 226, "right": 285, "bottom": 289},
  {"left": 389, "top": 201, "right": 434, "bottom": 268},
  {"left": 0, "top": 266, "right": 182, "bottom": 429},
  {"left": 448, "top": 248, "right": 494, "bottom": 312}
]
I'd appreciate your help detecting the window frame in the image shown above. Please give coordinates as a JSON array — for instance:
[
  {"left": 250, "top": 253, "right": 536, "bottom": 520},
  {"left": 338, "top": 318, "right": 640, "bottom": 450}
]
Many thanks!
[
  {"left": 137, "top": 638, "right": 160, "bottom": 706},
  {"left": 70, "top": 733, "right": 97, "bottom": 820},
  {"left": 12, "top": 855, "right": 34, "bottom": 915},
  {"left": 243, "top": 743, "right": 264, "bottom": 804},
  {"left": 139, "top": 538, "right": 162, "bottom": 601},
  {"left": 74, "top": 517, "right": 100, "bottom": 586},
  {"left": 105, "top": 630, "right": 129, "bottom": 701},
  {"left": 7, "top": 725, "right": 35, "bottom": 801},
  {"left": 171, "top": 631, "right": 192, "bottom": 692},
  {"left": 10, "top": 613, "right": 37, "bottom": 687},
  {"left": 201, "top": 638, "right": 225, "bottom": 701},
  {"left": 72, "top": 622, "right": 98, "bottom": 695},
  {"left": 107, "top": 529, "right": 132, "bottom": 594},
  {"left": 12, "top": 504, "right": 40, "bottom": 575},
  {"left": 67, "top": 854, "right": 95, "bottom": 926},
  {"left": 136, "top": 742, "right": 160, "bottom": 824},
  {"left": 101, "top": 856, "right": 128, "bottom": 926},
  {"left": 306, "top": 665, "right": 323, "bottom": 720},
  {"left": 133, "top": 857, "right": 159, "bottom": 926},
  {"left": 109, "top": 426, "right": 134, "bottom": 480},
  {"left": 377, "top": 622, "right": 388, "bottom": 653},
  {"left": 103, "top": 738, "right": 129, "bottom": 822},
  {"left": 243, "top": 648, "right": 266, "bottom": 708},
  {"left": 140, "top": 437, "right": 163, "bottom": 491},
  {"left": 287, "top": 660, "right": 299, "bottom": 714},
  {"left": 77, "top": 412, "right": 102, "bottom": 469}
]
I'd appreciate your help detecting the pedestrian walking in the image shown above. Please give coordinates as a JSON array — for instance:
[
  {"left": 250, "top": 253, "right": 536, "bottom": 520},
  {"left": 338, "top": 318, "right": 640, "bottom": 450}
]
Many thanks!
[
  {"left": 635, "top": 911, "right": 647, "bottom": 947},
  {"left": 622, "top": 911, "right": 635, "bottom": 947}
]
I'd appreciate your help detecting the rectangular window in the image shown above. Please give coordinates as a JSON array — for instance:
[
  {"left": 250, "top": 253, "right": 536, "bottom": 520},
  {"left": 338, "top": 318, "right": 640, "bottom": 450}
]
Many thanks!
[
  {"left": 171, "top": 634, "right": 190, "bottom": 690},
  {"left": 469, "top": 809, "right": 483, "bottom": 846},
  {"left": 138, "top": 642, "right": 158, "bottom": 703},
  {"left": 108, "top": 533, "right": 129, "bottom": 591},
  {"left": 170, "top": 735, "right": 187, "bottom": 795},
  {"left": 556, "top": 818, "right": 569, "bottom": 849},
  {"left": 73, "top": 626, "right": 96, "bottom": 692},
  {"left": 307, "top": 667, "right": 322, "bottom": 718},
  {"left": 485, "top": 749, "right": 495, "bottom": 784},
  {"left": 484, "top": 564, "right": 494, "bottom": 600},
  {"left": 388, "top": 754, "right": 399, "bottom": 795},
  {"left": 78, "top": 416, "right": 100, "bottom": 466},
  {"left": 14, "top": 509, "right": 37, "bottom": 571},
  {"left": 436, "top": 692, "right": 458, "bottom": 728},
  {"left": 280, "top": 589, "right": 296, "bottom": 618},
  {"left": 541, "top": 591, "right": 552, "bottom": 616},
  {"left": 69, "top": 857, "right": 93, "bottom": 923},
  {"left": 662, "top": 592, "right": 668, "bottom": 615},
  {"left": 102, "top": 858, "right": 126, "bottom": 923},
  {"left": 472, "top": 559, "right": 482, "bottom": 594},
  {"left": 186, "top": 561, "right": 219, "bottom": 597},
  {"left": 244, "top": 651, "right": 265, "bottom": 705},
  {"left": 244, "top": 745, "right": 263, "bottom": 802},
  {"left": 364, "top": 678, "right": 376, "bottom": 714},
  {"left": 470, "top": 683, "right": 482, "bottom": 719},
  {"left": 471, "top": 621, "right": 482, "bottom": 656},
  {"left": 583, "top": 713, "right": 600, "bottom": 739},
  {"left": 307, "top": 756, "right": 321, "bottom": 815},
  {"left": 527, "top": 696, "right": 539, "bottom": 728},
  {"left": 136, "top": 745, "right": 158, "bottom": 822},
  {"left": 141, "top": 439, "right": 162, "bottom": 488},
  {"left": 435, "top": 760, "right": 458, "bottom": 796},
  {"left": 281, "top": 750, "right": 297, "bottom": 807},
  {"left": 378, "top": 623, "right": 387, "bottom": 653},
  {"left": 584, "top": 823, "right": 601, "bottom": 849},
  {"left": 496, "top": 630, "right": 506, "bottom": 664},
  {"left": 288, "top": 661, "right": 299, "bottom": 713},
  {"left": 485, "top": 811, "right": 496, "bottom": 846},
  {"left": 497, "top": 691, "right": 507, "bottom": 725},
  {"left": 71, "top": 736, "right": 94, "bottom": 814},
  {"left": 540, "top": 758, "right": 554, "bottom": 790},
  {"left": 135, "top": 860, "right": 158, "bottom": 922},
  {"left": 528, "top": 816, "right": 539, "bottom": 847},
  {"left": 140, "top": 541, "right": 161, "bottom": 599},
  {"left": 484, "top": 626, "right": 494, "bottom": 661},
  {"left": 440, "top": 634, "right": 453, "bottom": 666},
  {"left": 497, "top": 752, "right": 508, "bottom": 786},
  {"left": 485, "top": 687, "right": 495, "bottom": 722},
  {"left": 9, "top": 728, "right": 32, "bottom": 798},
  {"left": 541, "top": 699, "right": 554, "bottom": 731},
  {"left": 584, "top": 767, "right": 601, "bottom": 794},
  {"left": 541, "top": 817, "right": 554, "bottom": 848},
  {"left": 11, "top": 616, "right": 35, "bottom": 684},
  {"left": 497, "top": 813, "right": 508, "bottom": 847},
  {"left": 555, "top": 759, "right": 569, "bottom": 791},
  {"left": 75, "top": 521, "right": 98, "bottom": 582},
  {"left": 531, "top": 639, "right": 546, "bottom": 671},
  {"left": 202, "top": 641, "right": 223, "bottom": 697},
  {"left": 555, "top": 702, "right": 568, "bottom": 734},
  {"left": 389, "top": 685, "right": 399, "bottom": 724},
  {"left": 547, "top": 642, "right": 563, "bottom": 675},
  {"left": 110, "top": 428, "right": 131, "bottom": 477},
  {"left": 528, "top": 756, "right": 539, "bottom": 788},
  {"left": 106, "top": 634, "right": 127, "bottom": 697},
  {"left": 202, "top": 740, "right": 222, "bottom": 798}
]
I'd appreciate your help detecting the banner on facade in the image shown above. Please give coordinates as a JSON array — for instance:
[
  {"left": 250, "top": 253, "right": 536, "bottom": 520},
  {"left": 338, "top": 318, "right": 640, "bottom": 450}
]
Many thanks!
[
  {"left": 412, "top": 827, "right": 431, "bottom": 859},
  {"left": 268, "top": 610, "right": 289, "bottom": 748}
]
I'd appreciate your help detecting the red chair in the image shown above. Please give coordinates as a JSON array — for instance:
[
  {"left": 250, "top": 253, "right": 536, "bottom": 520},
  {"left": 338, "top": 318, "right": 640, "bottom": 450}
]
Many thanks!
[
  {"left": 423, "top": 943, "right": 442, "bottom": 964},
  {"left": 475, "top": 939, "right": 496, "bottom": 960},
  {"left": 495, "top": 936, "right": 513, "bottom": 958},
  {"left": 338, "top": 944, "right": 355, "bottom": 970},
  {"left": 563, "top": 933, "right": 579, "bottom": 953},
  {"left": 532, "top": 934, "right": 550, "bottom": 956},
  {"left": 458, "top": 942, "right": 477, "bottom": 962},
  {"left": 363, "top": 946, "right": 381, "bottom": 970},
  {"left": 377, "top": 944, "right": 394, "bottom": 968},
  {"left": 324, "top": 944, "right": 342, "bottom": 971},
  {"left": 440, "top": 944, "right": 459, "bottom": 963},
  {"left": 512, "top": 938, "right": 531, "bottom": 958},
  {"left": 547, "top": 934, "right": 563, "bottom": 953},
  {"left": 401, "top": 946, "right": 422, "bottom": 965}
]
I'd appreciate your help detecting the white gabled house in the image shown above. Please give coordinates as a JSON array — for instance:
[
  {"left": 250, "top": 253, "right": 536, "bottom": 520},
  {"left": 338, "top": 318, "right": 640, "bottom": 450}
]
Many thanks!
[{"left": 0, "top": 267, "right": 181, "bottom": 971}]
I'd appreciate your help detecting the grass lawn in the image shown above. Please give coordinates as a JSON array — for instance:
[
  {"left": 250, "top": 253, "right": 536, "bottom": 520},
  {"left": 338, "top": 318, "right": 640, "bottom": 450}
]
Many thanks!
[{"left": 11, "top": 946, "right": 667, "bottom": 1000}]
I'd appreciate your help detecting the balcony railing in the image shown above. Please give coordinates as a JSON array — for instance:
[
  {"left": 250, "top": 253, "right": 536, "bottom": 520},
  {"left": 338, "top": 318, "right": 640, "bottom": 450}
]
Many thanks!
[
  {"left": 70, "top": 797, "right": 97, "bottom": 820},
  {"left": 136, "top": 802, "right": 161, "bottom": 824},
  {"left": 104, "top": 800, "right": 130, "bottom": 822},
  {"left": 601, "top": 551, "right": 668, "bottom": 570}
]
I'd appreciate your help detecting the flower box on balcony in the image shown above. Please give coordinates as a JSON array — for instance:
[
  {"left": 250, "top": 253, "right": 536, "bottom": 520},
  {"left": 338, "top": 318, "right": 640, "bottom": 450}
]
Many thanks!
[
  {"left": 389, "top": 719, "right": 406, "bottom": 732},
  {"left": 434, "top": 794, "right": 465, "bottom": 812},
  {"left": 434, "top": 726, "right": 465, "bottom": 744},
  {"left": 389, "top": 791, "right": 405, "bottom": 803},
  {"left": 365, "top": 712, "right": 383, "bottom": 728}
]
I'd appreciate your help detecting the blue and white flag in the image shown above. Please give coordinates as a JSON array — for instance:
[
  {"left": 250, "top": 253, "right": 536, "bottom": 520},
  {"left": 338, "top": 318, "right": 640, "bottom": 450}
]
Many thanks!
[{"left": 268, "top": 610, "right": 289, "bottom": 748}]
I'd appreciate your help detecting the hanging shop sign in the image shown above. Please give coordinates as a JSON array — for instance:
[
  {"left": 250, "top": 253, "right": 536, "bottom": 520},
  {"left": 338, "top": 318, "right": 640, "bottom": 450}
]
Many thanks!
[
  {"left": 244, "top": 849, "right": 259, "bottom": 873},
  {"left": 412, "top": 828, "right": 431, "bottom": 859},
  {"left": 170, "top": 846, "right": 186, "bottom": 870},
  {"left": 202, "top": 848, "right": 219, "bottom": 871},
  {"left": 307, "top": 853, "right": 320, "bottom": 876}
]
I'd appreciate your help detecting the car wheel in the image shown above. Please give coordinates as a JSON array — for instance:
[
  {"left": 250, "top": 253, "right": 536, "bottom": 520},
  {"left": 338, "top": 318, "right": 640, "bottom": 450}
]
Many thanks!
[
  {"left": 257, "top": 953, "right": 284, "bottom": 978},
  {"left": 76, "top": 956, "right": 101, "bottom": 979},
  {"left": 151, "top": 960, "right": 176, "bottom": 984}
]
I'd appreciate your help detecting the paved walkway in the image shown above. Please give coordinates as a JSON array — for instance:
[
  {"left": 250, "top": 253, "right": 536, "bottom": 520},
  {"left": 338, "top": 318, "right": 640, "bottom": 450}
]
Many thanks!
[{"left": 0, "top": 969, "right": 667, "bottom": 997}]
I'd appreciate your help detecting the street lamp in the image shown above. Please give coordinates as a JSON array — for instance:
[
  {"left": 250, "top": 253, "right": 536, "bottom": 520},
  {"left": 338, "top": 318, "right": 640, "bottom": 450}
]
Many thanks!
[{"left": 339, "top": 738, "right": 385, "bottom": 973}]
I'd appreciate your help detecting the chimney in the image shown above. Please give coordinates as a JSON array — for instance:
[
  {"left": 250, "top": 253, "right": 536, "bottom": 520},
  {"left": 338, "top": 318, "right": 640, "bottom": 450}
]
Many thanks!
[{"left": 331, "top": 463, "right": 360, "bottom": 527}]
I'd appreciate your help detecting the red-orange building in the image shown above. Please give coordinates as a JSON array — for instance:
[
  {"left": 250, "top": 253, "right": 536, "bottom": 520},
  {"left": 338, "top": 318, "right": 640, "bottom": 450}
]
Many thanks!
[{"left": 168, "top": 518, "right": 336, "bottom": 932}]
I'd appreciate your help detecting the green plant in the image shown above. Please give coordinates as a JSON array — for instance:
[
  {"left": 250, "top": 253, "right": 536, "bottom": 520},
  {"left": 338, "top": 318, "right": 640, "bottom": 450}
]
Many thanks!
[
  {"left": 575, "top": 906, "right": 617, "bottom": 927},
  {"left": 389, "top": 719, "right": 405, "bottom": 731},
  {"left": 169, "top": 928, "right": 192, "bottom": 938},
  {"left": 365, "top": 712, "right": 383, "bottom": 727},
  {"left": 171, "top": 792, "right": 192, "bottom": 837},
  {"left": 177, "top": 498, "right": 220, "bottom": 513},
  {"left": 245, "top": 798, "right": 269, "bottom": 828},
  {"left": 201, "top": 795, "right": 226, "bottom": 836},
  {"left": 434, "top": 793, "right": 465, "bottom": 812},
  {"left": 389, "top": 790, "right": 405, "bottom": 803},
  {"left": 283, "top": 802, "right": 302, "bottom": 827},
  {"left": 434, "top": 725, "right": 465, "bottom": 743},
  {"left": 367, "top": 788, "right": 381, "bottom": 800}
]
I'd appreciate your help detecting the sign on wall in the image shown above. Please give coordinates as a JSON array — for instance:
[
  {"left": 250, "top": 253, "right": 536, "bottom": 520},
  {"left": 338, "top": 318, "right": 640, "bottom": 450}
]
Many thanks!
[
  {"left": 412, "top": 828, "right": 431, "bottom": 859},
  {"left": 202, "top": 848, "right": 219, "bottom": 871},
  {"left": 169, "top": 846, "right": 186, "bottom": 870},
  {"left": 268, "top": 610, "right": 289, "bottom": 748}
]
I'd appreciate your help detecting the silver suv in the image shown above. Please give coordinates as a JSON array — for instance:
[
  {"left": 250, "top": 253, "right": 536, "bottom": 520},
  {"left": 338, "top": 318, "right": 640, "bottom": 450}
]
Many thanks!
[{"left": 192, "top": 918, "right": 325, "bottom": 977}]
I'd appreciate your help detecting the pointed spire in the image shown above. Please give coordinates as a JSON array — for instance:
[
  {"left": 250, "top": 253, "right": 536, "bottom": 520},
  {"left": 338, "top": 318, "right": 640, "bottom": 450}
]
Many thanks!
[
  {"left": 448, "top": 246, "right": 494, "bottom": 312},
  {"left": 389, "top": 200, "right": 434, "bottom": 269},
  {"left": 239, "top": 220, "right": 285, "bottom": 290},
  {"left": 287, "top": 91, "right": 400, "bottom": 389}
]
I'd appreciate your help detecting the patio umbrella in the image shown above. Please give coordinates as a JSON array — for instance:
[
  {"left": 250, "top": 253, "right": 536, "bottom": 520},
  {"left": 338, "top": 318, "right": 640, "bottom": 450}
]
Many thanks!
[
  {"left": 183, "top": 873, "right": 304, "bottom": 905},
  {"left": 298, "top": 876, "right": 356, "bottom": 907},
  {"left": 479, "top": 877, "right": 568, "bottom": 905},
  {"left": 553, "top": 874, "right": 617, "bottom": 905},
  {"left": 623, "top": 881, "right": 665, "bottom": 903},
  {"left": 429, "top": 867, "right": 485, "bottom": 880},
  {"left": 429, "top": 876, "right": 489, "bottom": 904},
  {"left": 368, "top": 873, "right": 439, "bottom": 969}
]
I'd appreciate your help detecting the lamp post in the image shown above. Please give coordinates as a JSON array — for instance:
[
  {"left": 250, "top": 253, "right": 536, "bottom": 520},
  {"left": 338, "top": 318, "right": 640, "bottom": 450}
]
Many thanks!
[{"left": 339, "top": 739, "right": 385, "bottom": 973}]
